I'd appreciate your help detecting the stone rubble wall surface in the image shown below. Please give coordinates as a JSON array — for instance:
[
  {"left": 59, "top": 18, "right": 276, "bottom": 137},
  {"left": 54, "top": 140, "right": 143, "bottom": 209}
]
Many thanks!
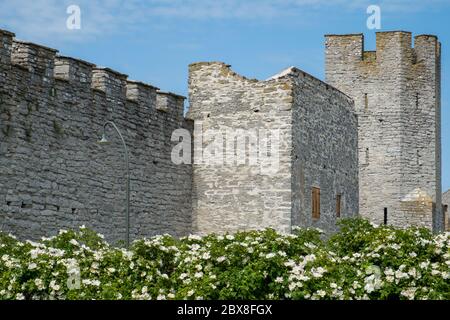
[{"left": 0, "top": 30, "right": 193, "bottom": 242}]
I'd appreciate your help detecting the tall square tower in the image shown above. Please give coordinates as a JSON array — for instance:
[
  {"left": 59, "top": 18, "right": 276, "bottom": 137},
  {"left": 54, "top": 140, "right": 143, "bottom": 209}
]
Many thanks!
[{"left": 325, "top": 31, "right": 443, "bottom": 231}]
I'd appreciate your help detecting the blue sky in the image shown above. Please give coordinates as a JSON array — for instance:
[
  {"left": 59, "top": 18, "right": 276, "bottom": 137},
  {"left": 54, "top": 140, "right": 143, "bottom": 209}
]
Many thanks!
[{"left": 1, "top": 0, "right": 449, "bottom": 191}]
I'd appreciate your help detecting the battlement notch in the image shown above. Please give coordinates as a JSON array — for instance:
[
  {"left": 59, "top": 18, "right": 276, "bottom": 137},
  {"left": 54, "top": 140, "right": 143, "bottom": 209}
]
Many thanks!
[{"left": 326, "top": 31, "right": 439, "bottom": 77}]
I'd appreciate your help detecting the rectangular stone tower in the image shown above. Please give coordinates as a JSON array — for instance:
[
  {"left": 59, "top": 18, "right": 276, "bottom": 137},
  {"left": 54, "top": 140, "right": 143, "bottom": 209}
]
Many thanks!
[
  {"left": 188, "top": 62, "right": 359, "bottom": 235},
  {"left": 325, "top": 31, "right": 443, "bottom": 231}
]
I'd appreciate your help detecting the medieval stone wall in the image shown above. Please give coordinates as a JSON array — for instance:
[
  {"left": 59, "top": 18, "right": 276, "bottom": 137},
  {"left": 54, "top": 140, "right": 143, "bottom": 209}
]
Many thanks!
[
  {"left": 0, "top": 29, "right": 193, "bottom": 243},
  {"left": 0, "top": 27, "right": 443, "bottom": 240}
]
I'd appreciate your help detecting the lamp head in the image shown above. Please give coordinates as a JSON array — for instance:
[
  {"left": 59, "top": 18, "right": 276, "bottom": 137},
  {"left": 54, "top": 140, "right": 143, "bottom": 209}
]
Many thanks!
[{"left": 97, "top": 133, "right": 110, "bottom": 145}]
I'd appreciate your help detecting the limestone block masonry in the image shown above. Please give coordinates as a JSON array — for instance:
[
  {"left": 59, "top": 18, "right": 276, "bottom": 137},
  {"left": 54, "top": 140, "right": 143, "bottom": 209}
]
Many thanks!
[
  {"left": 187, "top": 62, "right": 359, "bottom": 234},
  {"left": 0, "top": 30, "right": 193, "bottom": 243},
  {"left": 325, "top": 31, "right": 443, "bottom": 231}
]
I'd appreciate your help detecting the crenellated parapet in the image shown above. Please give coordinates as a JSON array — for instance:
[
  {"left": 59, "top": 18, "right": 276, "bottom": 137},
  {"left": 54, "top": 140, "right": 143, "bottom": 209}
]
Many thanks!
[
  {"left": 11, "top": 40, "right": 57, "bottom": 87},
  {"left": 325, "top": 31, "right": 441, "bottom": 80},
  {"left": 0, "top": 28, "right": 187, "bottom": 120}
]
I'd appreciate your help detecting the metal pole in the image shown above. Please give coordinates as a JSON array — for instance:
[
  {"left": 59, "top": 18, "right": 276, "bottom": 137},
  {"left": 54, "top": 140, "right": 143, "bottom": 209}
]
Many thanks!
[
  {"left": 102, "top": 121, "right": 130, "bottom": 248},
  {"left": 384, "top": 208, "right": 388, "bottom": 225}
]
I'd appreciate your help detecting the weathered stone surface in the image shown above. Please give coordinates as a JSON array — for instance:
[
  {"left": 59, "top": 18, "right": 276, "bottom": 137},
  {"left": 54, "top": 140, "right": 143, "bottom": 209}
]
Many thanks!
[
  {"left": 0, "top": 30, "right": 192, "bottom": 242},
  {"left": 442, "top": 189, "right": 450, "bottom": 206},
  {"left": 325, "top": 32, "right": 443, "bottom": 231},
  {"left": 188, "top": 62, "right": 359, "bottom": 234},
  {"left": 289, "top": 68, "right": 359, "bottom": 233}
]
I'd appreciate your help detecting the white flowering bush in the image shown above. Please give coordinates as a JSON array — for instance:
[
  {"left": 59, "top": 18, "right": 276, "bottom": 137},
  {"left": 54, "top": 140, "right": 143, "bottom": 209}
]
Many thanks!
[{"left": 0, "top": 219, "right": 448, "bottom": 300}]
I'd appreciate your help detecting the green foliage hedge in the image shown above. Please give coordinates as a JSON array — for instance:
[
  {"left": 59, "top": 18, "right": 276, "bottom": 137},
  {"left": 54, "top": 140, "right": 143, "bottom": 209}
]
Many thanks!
[{"left": 0, "top": 219, "right": 449, "bottom": 300}]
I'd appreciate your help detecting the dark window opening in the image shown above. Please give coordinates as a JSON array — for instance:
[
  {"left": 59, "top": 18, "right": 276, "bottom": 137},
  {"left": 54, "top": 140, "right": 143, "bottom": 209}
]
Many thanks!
[
  {"left": 312, "top": 187, "right": 320, "bottom": 220},
  {"left": 336, "top": 194, "right": 342, "bottom": 218}
]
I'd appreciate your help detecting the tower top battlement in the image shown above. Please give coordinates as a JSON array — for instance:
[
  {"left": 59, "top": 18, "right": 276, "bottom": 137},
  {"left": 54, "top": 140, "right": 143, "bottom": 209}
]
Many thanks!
[{"left": 325, "top": 31, "right": 440, "bottom": 73}]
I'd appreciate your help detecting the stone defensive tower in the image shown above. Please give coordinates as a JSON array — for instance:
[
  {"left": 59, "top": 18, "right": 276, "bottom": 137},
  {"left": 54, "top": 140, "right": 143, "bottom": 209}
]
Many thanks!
[
  {"left": 325, "top": 31, "right": 443, "bottom": 231},
  {"left": 188, "top": 62, "right": 359, "bottom": 235}
]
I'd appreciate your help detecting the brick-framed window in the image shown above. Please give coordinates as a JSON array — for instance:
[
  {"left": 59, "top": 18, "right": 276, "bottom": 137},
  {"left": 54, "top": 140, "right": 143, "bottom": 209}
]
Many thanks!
[
  {"left": 336, "top": 194, "right": 342, "bottom": 218},
  {"left": 312, "top": 187, "right": 320, "bottom": 220}
]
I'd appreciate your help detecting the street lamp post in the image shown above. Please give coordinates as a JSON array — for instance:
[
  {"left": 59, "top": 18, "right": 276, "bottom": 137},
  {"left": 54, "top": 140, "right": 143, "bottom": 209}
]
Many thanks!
[{"left": 98, "top": 121, "right": 130, "bottom": 248}]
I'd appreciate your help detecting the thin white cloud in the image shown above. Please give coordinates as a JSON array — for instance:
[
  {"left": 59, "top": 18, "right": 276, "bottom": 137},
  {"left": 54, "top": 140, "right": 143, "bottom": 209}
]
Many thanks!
[
  {"left": 0, "top": 0, "right": 447, "bottom": 43},
  {"left": 0, "top": 0, "right": 144, "bottom": 43}
]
